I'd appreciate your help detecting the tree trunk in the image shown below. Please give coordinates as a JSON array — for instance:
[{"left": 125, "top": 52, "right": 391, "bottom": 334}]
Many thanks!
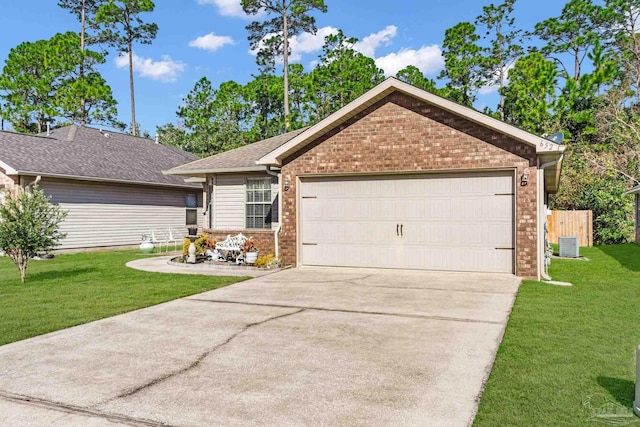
[
  {"left": 282, "top": 1, "right": 290, "bottom": 130},
  {"left": 128, "top": 43, "right": 137, "bottom": 136},
  {"left": 80, "top": 0, "right": 86, "bottom": 126}
]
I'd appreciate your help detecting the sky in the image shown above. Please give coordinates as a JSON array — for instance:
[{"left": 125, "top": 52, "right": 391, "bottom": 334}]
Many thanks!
[{"left": 0, "top": 0, "right": 568, "bottom": 135}]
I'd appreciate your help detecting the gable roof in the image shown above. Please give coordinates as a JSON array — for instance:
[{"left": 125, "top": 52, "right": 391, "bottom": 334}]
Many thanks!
[
  {"left": 165, "top": 127, "right": 309, "bottom": 176},
  {"left": 257, "top": 77, "right": 565, "bottom": 166},
  {"left": 0, "top": 125, "right": 199, "bottom": 188},
  {"left": 625, "top": 185, "right": 640, "bottom": 195}
]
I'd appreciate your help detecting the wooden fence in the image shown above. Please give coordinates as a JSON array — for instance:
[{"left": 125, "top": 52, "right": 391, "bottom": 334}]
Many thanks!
[{"left": 547, "top": 210, "right": 593, "bottom": 247}]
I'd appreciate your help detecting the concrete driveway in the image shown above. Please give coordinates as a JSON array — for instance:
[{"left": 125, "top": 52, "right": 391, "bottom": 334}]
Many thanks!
[{"left": 0, "top": 267, "right": 520, "bottom": 427}]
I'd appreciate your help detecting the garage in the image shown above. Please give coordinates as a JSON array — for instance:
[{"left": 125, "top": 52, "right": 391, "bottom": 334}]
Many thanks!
[{"left": 300, "top": 171, "right": 515, "bottom": 273}]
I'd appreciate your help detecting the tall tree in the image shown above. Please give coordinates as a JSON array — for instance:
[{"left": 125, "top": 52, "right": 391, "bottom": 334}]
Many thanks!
[
  {"left": 396, "top": 65, "right": 438, "bottom": 93},
  {"left": 602, "top": 0, "right": 640, "bottom": 100},
  {"left": 532, "top": 0, "right": 603, "bottom": 81},
  {"left": 306, "top": 30, "right": 384, "bottom": 122},
  {"left": 503, "top": 52, "right": 558, "bottom": 134},
  {"left": 95, "top": 0, "right": 158, "bottom": 136},
  {"left": 0, "top": 32, "right": 120, "bottom": 133},
  {"left": 438, "top": 22, "right": 485, "bottom": 107},
  {"left": 58, "top": 0, "right": 104, "bottom": 125},
  {"left": 476, "top": 0, "right": 523, "bottom": 120},
  {"left": 241, "top": 0, "right": 327, "bottom": 129}
]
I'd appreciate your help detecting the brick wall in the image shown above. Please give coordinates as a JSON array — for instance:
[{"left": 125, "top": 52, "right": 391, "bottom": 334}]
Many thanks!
[
  {"left": 0, "top": 170, "right": 16, "bottom": 192},
  {"left": 203, "top": 229, "right": 276, "bottom": 257},
  {"left": 279, "top": 92, "right": 539, "bottom": 278}
]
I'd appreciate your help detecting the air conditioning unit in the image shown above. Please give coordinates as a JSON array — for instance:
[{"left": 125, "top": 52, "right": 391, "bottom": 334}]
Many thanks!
[{"left": 559, "top": 236, "right": 579, "bottom": 258}]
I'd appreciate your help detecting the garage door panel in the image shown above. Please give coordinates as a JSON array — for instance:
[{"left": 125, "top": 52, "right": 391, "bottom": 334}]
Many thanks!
[{"left": 300, "top": 172, "right": 514, "bottom": 273}]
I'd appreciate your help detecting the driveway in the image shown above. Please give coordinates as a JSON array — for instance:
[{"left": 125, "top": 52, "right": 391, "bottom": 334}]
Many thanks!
[{"left": 0, "top": 267, "right": 520, "bottom": 426}]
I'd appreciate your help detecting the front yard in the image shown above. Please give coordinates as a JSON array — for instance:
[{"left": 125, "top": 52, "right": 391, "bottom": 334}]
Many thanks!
[
  {"left": 0, "top": 251, "right": 247, "bottom": 346},
  {"left": 475, "top": 244, "right": 640, "bottom": 426}
]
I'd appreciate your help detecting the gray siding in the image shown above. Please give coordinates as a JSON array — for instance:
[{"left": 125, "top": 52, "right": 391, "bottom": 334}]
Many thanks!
[
  {"left": 212, "top": 173, "right": 279, "bottom": 231},
  {"left": 39, "top": 179, "right": 202, "bottom": 250}
]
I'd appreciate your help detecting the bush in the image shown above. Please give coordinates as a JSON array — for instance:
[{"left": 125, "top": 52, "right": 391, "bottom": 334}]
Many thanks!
[
  {"left": 0, "top": 185, "right": 67, "bottom": 283},
  {"left": 182, "top": 234, "right": 208, "bottom": 257},
  {"left": 254, "top": 254, "right": 280, "bottom": 269}
]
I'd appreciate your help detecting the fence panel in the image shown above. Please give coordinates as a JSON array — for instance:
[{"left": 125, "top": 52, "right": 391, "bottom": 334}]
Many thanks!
[{"left": 547, "top": 210, "right": 593, "bottom": 247}]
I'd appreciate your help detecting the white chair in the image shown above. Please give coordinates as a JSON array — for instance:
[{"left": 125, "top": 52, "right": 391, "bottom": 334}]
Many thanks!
[
  {"left": 167, "top": 228, "right": 185, "bottom": 252},
  {"left": 150, "top": 229, "right": 169, "bottom": 252}
]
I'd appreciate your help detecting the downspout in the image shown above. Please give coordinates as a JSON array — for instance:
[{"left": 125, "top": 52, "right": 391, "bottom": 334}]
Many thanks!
[
  {"left": 265, "top": 165, "right": 281, "bottom": 258},
  {"left": 538, "top": 154, "right": 564, "bottom": 281}
]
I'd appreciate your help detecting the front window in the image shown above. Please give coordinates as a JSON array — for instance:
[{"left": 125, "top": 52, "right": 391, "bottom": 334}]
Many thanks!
[
  {"left": 186, "top": 193, "right": 198, "bottom": 225},
  {"left": 246, "top": 178, "right": 272, "bottom": 229}
]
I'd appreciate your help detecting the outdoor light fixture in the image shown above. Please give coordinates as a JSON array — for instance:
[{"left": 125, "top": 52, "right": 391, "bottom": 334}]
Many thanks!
[
  {"left": 521, "top": 168, "right": 530, "bottom": 186},
  {"left": 284, "top": 178, "right": 290, "bottom": 191}
]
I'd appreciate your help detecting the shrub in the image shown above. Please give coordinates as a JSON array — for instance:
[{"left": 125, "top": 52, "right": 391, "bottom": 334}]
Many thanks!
[
  {"left": 254, "top": 254, "right": 280, "bottom": 269},
  {"left": 182, "top": 234, "right": 208, "bottom": 257},
  {"left": 0, "top": 185, "right": 67, "bottom": 283}
]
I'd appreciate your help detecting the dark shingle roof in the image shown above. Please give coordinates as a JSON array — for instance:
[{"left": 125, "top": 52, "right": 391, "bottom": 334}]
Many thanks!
[
  {"left": 166, "top": 127, "right": 309, "bottom": 175},
  {"left": 0, "top": 126, "right": 199, "bottom": 188}
]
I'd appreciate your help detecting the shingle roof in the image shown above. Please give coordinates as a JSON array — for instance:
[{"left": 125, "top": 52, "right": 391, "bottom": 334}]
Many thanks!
[
  {"left": 166, "top": 127, "right": 309, "bottom": 175},
  {"left": 0, "top": 125, "right": 199, "bottom": 188}
]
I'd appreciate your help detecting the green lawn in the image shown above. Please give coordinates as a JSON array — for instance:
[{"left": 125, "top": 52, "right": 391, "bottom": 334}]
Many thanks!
[
  {"left": 0, "top": 251, "right": 247, "bottom": 346},
  {"left": 474, "top": 244, "right": 640, "bottom": 426}
]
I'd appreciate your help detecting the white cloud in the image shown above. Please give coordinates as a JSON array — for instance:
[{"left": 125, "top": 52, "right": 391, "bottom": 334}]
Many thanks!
[
  {"left": 189, "top": 33, "right": 234, "bottom": 53},
  {"left": 375, "top": 45, "right": 444, "bottom": 77},
  {"left": 115, "top": 53, "right": 185, "bottom": 83},
  {"left": 289, "top": 26, "right": 339, "bottom": 61},
  {"left": 196, "top": 0, "right": 261, "bottom": 19},
  {"left": 354, "top": 25, "right": 397, "bottom": 57}
]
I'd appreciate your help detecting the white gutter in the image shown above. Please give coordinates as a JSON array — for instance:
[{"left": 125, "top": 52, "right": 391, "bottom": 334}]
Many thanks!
[
  {"left": 265, "top": 166, "right": 281, "bottom": 258},
  {"left": 0, "top": 160, "right": 18, "bottom": 175},
  {"left": 14, "top": 171, "right": 199, "bottom": 190},
  {"left": 538, "top": 154, "right": 565, "bottom": 281}
]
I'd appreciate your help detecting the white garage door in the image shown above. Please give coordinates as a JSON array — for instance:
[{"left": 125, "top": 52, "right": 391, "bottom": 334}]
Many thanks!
[{"left": 300, "top": 172, "right": 514, "bottom": 273}]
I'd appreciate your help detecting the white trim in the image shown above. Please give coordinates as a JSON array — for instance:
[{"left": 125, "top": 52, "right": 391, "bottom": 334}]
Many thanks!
[
  {"left": 14, "top": 171, "right": 198, "bottom": 190},
  {"left": 625, "top": 185, "right": 640, "bottom": 195},
  {"left": 164, "top": 166, "right": 265, "bottom": 176},
  {"left": 258, "top": 78, "right": 565, "bottom": 167},
  {"left": 0, "top": 160, "right": 18, "bottom": 175}
]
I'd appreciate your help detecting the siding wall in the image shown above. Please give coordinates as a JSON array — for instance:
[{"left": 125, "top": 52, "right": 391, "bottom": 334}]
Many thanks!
[
  {"left": 0, "top": 170, "right": 16, "bottom": 200},
  {"left": 38, "top": 178, "right": 202, "bottom": 250},
  {"left": 212, "top": 173, "right": 279, "bottom": 231}
]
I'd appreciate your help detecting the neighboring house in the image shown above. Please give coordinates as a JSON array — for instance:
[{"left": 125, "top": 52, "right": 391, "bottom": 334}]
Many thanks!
[
  {"left": 167, "top": 78, "right": 565, "bottom": 279},
  {"left": 0, "top": 125, "right": 202, "bottom": 250},
  {"left": 626, "top": 184, "right": 640, "bottom": 243}
]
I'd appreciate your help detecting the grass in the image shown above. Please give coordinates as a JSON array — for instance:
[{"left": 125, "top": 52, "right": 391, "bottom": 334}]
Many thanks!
[
  {"left": 0, "top": 251, "right": 247, "bottom": 346},
  {"left": 474, "top": 244, "right": 640, "bottom": 426}
]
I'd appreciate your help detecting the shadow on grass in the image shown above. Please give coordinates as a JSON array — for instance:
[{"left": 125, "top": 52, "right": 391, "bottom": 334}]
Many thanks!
[
  {"left": 27, "top": 267, "right": 98, "bottom": 282},
  {"left": 597, "top": 376, "right": 635, "bottom": 406},
  {"left": 598, "top": 245, "right": 640, "bottom": 272}
]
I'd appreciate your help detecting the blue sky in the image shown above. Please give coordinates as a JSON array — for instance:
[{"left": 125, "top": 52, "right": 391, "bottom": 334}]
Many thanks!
[{"left": 0, "top": 0, "right": 567, "bottom": 134}]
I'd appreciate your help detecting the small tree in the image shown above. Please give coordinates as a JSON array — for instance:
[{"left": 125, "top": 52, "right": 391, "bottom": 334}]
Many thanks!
[{"left": 0, "top": 186, "right": 67, "bottom": 283}]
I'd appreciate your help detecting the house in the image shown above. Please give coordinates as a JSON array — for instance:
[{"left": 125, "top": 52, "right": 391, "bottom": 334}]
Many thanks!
[
  {"left": 0, "top": 125, "right": 202, "bottom": 250},
  {"left": 166, "top": 78, "right": 565, "bottom": 279},
  {"left": 625, "top": 184, "right": 640, "bottom": 243}
]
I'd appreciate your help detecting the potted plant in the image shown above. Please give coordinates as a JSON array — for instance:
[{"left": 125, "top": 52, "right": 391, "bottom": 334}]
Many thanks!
[
  {"left": 139, "top": 233, "right": 154, "bottom": 254},
  {"left": 243, "top": 239, "right": 259, "bottom": 264}
]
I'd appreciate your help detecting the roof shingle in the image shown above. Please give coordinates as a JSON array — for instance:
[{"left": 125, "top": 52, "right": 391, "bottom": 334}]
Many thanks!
[
  {"left": 0, "top": 126, "right": 199, "bottom": 188},
  {"left": 166, "top": 127, "right": 309, "bottom": 175}
]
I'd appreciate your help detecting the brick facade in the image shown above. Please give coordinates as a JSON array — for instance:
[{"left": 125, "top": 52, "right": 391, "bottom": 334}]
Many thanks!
[
  {"left": 279, "top": 92, "right": 539, "bottom": 278},
  {"left": 203, "top": 229, "right": 276, "bottom": 257},
  {"left": 0, "top": 170, "right": 16, "bottom": 192}
]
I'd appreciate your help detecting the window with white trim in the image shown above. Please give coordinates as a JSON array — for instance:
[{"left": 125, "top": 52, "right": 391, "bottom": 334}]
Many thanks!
[
  {"left": 246, "top": 178, "right": 272, "bottom": 229},
  {"left": 186, "top": 193, "right": 198, "bottom": 225}
]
